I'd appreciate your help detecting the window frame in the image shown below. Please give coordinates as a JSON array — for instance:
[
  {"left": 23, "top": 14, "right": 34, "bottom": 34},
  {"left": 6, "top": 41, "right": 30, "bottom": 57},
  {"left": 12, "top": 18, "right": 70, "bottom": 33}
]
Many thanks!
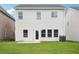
[
  {"left": 54, "top": 29, "right": 58, "bottom": 37},
  {"left": 41, "top": 29, "right": 46, "bottom": 37},
  {"left": 47, "top": 29, "right": 52, "bottom": 37},
  {"left": 37, "top": 12, "right": 41, "bottom": 19},
  {"left": 18, "top": 12, "right": 23, "bottom": 19},
  {"left": 51, "top": 12, "right": 57, "bottom": 18},
  {"left": 23, "top": 30, "right": 28, "bottom": 37}
]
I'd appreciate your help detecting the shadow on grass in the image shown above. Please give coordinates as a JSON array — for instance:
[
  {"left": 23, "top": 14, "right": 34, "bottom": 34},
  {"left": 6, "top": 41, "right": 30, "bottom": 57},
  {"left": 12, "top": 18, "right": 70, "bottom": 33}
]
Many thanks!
[{"left": 0, "top": 39, "right": 15, "bottom": 42}]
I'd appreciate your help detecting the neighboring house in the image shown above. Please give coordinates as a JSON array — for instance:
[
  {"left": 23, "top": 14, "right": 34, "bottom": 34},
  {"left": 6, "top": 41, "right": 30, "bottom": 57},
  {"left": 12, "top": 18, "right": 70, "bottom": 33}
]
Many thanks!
[
  {"left": 0, "top": 6, "right": 15, "bottom": 40},
  {"left": 15, "top": 4, "right": 66, "bottom": 43},
  {"left": 66, "top": 7, "right": 79, "bottom": 41}
]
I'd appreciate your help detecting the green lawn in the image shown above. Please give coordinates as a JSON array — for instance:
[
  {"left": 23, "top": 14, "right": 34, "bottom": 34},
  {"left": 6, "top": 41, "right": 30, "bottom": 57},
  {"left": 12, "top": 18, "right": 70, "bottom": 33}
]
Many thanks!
[{"left": 0, "top": 41, "right": 79, "bottom": 54}]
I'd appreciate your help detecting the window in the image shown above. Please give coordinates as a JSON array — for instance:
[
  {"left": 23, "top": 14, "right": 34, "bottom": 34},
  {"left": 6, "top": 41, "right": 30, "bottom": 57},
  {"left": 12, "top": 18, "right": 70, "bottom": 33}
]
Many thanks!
[
  {"left": 18, "top": 12, "right": 23, "bottom": 19},
  {"left": 41, "top": 30, "right": 46, "bottom": 37},
  {"left": 54, "top": 29, "right": 58, "bottom": 37},
  {"left": 47, "top": 29, "right": 52, "bottom": 37},
  {"left": 51, "top": 12, "right": 57, "bottom": 17},
  {"left": 23, "top": 30, "right": 28, "bottom": 37},
  {"left": 37, "top": 12, "right": 41, "bottom": 19}
]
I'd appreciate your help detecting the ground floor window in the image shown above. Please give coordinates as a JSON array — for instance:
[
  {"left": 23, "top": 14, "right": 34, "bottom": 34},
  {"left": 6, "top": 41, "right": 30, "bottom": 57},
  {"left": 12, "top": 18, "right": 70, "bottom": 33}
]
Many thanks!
[
  {"left": 23, "top": 30, "right": 28, "bottom": 37},
  {"left": 41, "top": 30, "right": 46, "bottom": 37},
  {"left": 47, "top": 29, "right": 52, "bottom": 37},
  {"left": 54, "top": 29, "right": 58, "bottom": 37}
]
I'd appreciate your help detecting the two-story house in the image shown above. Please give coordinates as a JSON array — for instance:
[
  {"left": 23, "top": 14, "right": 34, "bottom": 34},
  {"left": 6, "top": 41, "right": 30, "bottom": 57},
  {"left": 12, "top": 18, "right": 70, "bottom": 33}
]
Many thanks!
[{"left": 15, "top": 4, "right": 65, "bottom": 43}]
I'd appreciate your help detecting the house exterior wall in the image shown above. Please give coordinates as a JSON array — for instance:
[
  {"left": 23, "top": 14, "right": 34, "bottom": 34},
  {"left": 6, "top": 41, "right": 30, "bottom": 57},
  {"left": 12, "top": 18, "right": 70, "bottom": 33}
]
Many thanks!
[
  {"left": 15, "top": 9, "right": 65, "bottom": 42},
  {"left": 0, "top": 11, "right": 15, "bottom": 39},
  {"left": 66, "top": 8, "right": 79, "bottom": 41}
]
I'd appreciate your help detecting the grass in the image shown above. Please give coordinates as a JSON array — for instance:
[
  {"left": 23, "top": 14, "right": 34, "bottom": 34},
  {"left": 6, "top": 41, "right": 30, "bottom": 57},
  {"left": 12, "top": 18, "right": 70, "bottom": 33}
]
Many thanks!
[{"left": 0, "top": 41, "right": 79, "bottom": 54}]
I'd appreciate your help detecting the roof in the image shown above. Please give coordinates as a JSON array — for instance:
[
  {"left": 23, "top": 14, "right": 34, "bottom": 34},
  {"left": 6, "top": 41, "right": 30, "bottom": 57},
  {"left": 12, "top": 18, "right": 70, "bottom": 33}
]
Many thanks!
[
  {"left": 15, "top": 4, "right": 64, "bottom": 10},
  {"left": 0, "top": 6, "right": 15, "bottom": 21},
  {"left": 71, "top": 7, "right": 79, "bottom": 11}
]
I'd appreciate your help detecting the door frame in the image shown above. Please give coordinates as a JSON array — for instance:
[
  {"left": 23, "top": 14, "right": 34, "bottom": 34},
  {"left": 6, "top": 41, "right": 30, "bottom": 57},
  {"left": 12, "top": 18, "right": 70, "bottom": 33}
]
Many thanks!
[{"left": 35, "top": 30, "right": 39, "bottom": 40}]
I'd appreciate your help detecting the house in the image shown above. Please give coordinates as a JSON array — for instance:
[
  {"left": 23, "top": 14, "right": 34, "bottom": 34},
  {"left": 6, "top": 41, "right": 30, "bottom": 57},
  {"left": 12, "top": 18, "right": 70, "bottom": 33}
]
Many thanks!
[
  {"left": 66, "top": 7, "right": 79, "bottom": 41},
  {"left": 15, "top": 4, "right": 66, "bottom": 43},
  {"left": 0, "top": 6, "right": 15, "bottom": 40}
]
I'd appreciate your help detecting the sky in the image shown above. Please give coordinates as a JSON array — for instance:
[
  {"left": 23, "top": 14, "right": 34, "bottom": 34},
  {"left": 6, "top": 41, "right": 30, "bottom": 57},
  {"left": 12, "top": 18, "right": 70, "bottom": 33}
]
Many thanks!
[
  {"left": 0, "top": 4, "right": 79, "bottom": 18},
  {"left": 0, "top": 4, "right": 16, "bottom": 18}
]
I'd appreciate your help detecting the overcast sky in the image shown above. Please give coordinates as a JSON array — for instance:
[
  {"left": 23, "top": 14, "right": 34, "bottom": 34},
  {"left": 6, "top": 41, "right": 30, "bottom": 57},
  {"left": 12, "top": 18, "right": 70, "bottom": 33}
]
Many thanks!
[{"left": 0, "top": 4, "right": 79, "bottom": 18}]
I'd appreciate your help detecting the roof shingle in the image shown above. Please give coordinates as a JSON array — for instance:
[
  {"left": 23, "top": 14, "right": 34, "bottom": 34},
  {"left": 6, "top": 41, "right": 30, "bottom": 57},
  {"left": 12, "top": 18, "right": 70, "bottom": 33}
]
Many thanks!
[{"left": 15, "top": 4, "right": 64, "bottom": 10}]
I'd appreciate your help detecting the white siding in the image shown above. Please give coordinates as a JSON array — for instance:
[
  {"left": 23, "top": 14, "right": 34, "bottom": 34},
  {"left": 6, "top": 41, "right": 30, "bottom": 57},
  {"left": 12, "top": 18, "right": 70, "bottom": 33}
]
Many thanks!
[
  {"left": 66, "top": 8, "right": 79, "bottom": 41},
  {"left": 15, "top": 9, "right": 65, "bottom": 42}
]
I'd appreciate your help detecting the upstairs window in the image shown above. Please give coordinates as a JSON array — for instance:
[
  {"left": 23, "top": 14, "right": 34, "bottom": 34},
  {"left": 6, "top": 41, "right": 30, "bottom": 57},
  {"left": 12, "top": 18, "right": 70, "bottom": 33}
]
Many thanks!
[
  {"left": 18, "top": 12, "right": 23, "bottom": 19},
  {"left": 37, "top": 12, "right": 41, "bottom": 19},
  {"left": 51, "top": 12, "right": 57, "bottom": 17},
  {"left": 47, "top": 29, "right": 52, "bottom": 37},
  {"left": 54, "top": 29, "right": 58, "bottom": 37},
  {"left": 41, "top": 30, "right": 46, "bottom": 37},
  {"left": 23, "top": 30, "right": 28, "bottom": 37}
]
